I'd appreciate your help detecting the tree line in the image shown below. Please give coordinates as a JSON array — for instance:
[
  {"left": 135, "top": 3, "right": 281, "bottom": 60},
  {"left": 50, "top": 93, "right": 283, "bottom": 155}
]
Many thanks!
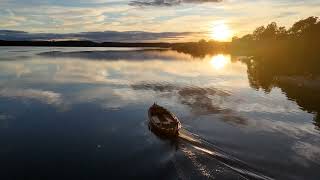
[
  {"left": 171, "top": 16, "right": 320, "bottom": 75},
  {"left": 231, "top": 16, "right": 320, "bottom": 74}
]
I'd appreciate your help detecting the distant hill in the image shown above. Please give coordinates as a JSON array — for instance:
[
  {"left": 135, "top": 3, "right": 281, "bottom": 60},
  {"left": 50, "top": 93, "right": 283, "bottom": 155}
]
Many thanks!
[{"left": 0, "top": 40, "right": 172, "bottom": 48}]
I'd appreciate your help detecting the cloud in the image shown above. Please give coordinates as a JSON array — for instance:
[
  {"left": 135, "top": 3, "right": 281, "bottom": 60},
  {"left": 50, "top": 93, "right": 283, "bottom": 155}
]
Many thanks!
[
  {"left": 0, "top": 0, "right": 319, "bottom": 39},
  {"left": 129, "top": 0, "right": 222, "bottom": 7},
  {"left": 0, "top": 30, "right": 196, "bottom": 42}
]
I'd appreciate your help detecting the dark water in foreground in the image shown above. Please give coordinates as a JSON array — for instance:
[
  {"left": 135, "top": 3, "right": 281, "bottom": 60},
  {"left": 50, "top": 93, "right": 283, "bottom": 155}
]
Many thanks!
[{"left": 0, "top": 47, "right": 319, "bottom": 179}]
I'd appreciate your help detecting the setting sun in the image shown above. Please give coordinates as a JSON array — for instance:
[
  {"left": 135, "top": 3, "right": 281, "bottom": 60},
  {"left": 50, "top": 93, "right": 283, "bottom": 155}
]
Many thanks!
[
  {"left": 210, "top": 22, "right": 233, "bottom": 42},
  {"left": 0, "top": 0, "right": 319, "bottom": 178}
]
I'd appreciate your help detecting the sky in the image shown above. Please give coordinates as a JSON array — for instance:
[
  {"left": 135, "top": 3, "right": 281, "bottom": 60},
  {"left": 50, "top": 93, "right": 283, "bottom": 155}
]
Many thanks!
[{"left": 0, "top": 0, "right": 320, "bottom": 42}]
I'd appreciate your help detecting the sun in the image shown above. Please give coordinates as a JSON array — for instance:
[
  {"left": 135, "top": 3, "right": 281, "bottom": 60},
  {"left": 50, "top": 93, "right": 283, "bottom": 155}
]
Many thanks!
[{"left": 210, "top": 22, "right": 233, "bottom": 42}]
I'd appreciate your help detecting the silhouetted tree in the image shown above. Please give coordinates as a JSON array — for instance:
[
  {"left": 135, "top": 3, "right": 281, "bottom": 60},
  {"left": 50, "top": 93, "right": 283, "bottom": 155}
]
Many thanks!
[
  {"left": 253, "top": 26, "right": 266, "bottom": 40},
  {"left": 289, "top": 16, "right": 318, "bottom": 36}
]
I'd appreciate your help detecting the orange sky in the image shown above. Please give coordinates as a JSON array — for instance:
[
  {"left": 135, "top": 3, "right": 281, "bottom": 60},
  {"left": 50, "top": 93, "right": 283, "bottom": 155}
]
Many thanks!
[{"left": 0, "top": 0, "right": 319, "bottom": 42}]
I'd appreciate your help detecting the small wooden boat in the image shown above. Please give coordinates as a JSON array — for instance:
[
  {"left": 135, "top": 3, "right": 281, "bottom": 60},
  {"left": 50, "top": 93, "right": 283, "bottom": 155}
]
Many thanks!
[{"left": 148, "top": 103, "right": 182, "bottom": 137}]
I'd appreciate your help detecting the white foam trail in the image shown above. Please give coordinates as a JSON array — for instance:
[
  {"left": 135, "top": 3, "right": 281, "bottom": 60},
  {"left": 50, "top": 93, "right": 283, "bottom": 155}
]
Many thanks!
[
  {"left": 178, "top": 128, "right": 274, "bottom": 180},
  {"left": 178, "top": 129, "right": 200, "bottom": 143}
]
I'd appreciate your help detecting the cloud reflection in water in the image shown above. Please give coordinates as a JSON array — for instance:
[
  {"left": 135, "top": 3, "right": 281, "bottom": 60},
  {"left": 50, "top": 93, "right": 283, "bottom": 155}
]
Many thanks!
[{"left": 0, "top": 47, "right": 320, "bottom": 178}]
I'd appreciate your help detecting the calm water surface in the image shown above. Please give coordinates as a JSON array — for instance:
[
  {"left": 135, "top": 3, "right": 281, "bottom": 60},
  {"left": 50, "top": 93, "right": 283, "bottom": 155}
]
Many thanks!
[{"left": 0, "top": 47, "right": 319, "bottom": 179}]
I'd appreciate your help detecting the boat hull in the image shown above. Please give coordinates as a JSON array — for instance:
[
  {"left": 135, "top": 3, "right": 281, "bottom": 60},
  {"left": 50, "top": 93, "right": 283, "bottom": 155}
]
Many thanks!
[{"left": 148, "top": 104, "right": 181, "bottom": 137}]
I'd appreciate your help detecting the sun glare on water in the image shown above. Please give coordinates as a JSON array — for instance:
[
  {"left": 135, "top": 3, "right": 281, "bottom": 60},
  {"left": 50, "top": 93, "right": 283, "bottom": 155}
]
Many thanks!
[
  {"left": 210, "top": 22, "right": 233, "bottom": 42},
  {"left": 210, "top": 54, "right": 230, "bottom": 70}
]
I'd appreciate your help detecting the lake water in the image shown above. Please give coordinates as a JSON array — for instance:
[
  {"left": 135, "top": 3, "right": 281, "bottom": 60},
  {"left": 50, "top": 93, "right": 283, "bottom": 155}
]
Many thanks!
[{"left": 0, "top": 47, "right": 319, "bottom": 179}]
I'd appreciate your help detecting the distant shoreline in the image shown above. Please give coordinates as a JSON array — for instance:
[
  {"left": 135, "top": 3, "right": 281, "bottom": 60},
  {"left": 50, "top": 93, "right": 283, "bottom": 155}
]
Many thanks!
[{"left": 0, "top": 40, "right": 175, "bottom": 48}]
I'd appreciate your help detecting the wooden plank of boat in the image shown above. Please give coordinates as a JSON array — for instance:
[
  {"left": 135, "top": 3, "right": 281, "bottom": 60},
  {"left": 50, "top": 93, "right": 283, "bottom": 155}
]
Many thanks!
[{"left": 148, "top": 103, "right": 182, "bottom": 137}]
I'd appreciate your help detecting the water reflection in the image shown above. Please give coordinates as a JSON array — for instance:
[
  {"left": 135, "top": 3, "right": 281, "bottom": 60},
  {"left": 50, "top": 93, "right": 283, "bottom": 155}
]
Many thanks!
[
  {"left": 148, "top": 127, "right": 273, "bottom": 180},
  {"left": 132, "top": 83, "right": 248, "bottom": 126},
  {"left": 38, "top": 49, "right": 194, "bottom": 61},
  {"left": 0, "top": 88, "right": 62, "bottom": 106},
  {"left": 241, "top": 56, "right": 320, "bottom": 131},
  {"left": 210, "top": 54, "right": 230, "bottom": 70},
  {"left": 0, "top": 47, "right": 320, "bottom": 179}
]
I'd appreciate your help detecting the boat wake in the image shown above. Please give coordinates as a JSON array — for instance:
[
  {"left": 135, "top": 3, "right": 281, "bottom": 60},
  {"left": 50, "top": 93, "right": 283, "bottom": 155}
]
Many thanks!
[{"left": 177, "top": 129, "right": 273, "bottom": 180}]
